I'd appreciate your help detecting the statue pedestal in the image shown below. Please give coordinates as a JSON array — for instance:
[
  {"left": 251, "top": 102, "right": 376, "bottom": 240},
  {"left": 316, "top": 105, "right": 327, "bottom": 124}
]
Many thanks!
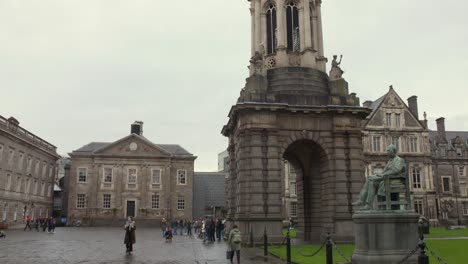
[{"left": 352, "top": 211, "right": 419, "bottom": 264}]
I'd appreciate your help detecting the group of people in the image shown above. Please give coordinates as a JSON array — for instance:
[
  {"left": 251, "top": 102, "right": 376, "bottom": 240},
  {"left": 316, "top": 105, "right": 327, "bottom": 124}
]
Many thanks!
[
  {"left": 124, "top": 216, "right": 241, "bottom": 263},
  {"left": 23, "top": 214, "right": 56, "bottom": 233}
]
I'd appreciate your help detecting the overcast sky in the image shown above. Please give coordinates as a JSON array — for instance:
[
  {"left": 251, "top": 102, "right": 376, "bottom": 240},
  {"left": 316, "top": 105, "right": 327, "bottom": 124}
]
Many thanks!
[{"left": 1, "top": 0, "right": 467, "bottom": 171}]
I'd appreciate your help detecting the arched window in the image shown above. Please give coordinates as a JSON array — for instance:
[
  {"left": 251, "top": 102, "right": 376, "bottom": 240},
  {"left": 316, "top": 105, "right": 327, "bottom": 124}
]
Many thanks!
[
  {"left": 286, "top": 1, "right": 300, "bottom": 52},
  {"left": 266, "top": 4, "right": 277, "bottom": 54}
]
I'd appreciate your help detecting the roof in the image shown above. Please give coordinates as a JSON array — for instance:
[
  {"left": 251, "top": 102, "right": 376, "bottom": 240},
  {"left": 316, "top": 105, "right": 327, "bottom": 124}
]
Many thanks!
[
  {"left": 429, "top": 130, "right": 468, "bottom": 147},
  {"left": 193, "top": 172, "right": 227, "bottom": 215},
  {"left": 369, "top": 95, "right": 386, "bottom": 114},
  {"left": 73, "top": 136, "right": 193, "bottom": 156}
]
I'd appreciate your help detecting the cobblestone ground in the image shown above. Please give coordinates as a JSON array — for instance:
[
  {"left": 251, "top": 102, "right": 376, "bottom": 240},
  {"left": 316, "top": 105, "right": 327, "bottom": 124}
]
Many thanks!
[{"left": 0, "top": 227, "right": 283, "bottom": 264}]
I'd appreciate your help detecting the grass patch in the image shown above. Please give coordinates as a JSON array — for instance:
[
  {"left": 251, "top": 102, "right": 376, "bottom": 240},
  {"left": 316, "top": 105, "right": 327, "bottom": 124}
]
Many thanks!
[
  {"left": 282, "top": 228, "right": 297, "bottom": 238},
  {"left": 269, "top": 239, "right": 468, "bottom": 263},
  {"left": 426, "top": 227, "right": 468, "bottom": 238}
]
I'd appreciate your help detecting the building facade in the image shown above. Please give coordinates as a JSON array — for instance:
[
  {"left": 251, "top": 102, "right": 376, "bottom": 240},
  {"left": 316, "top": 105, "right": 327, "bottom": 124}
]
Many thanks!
[
  {"left": 67, "top": 122, "right": 196, "bottom": 225},
  {"left": 430, "top": 118, "right": 468, "bottom": 225},
  {"left": 0, "top": 116, "right": 60, "bottom": 226},
  {"left": 193, "top": 172, "right": 227, "bottom": 219},
  {"left": 361, "top": 87, "right": 437, "bottom": 223}
]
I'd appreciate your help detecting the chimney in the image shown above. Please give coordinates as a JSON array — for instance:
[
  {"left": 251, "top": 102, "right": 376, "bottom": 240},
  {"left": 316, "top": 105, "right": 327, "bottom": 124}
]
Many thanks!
[
  {"left": 363, "top": 100, "right": 373, "bottom": 108},
  {"left": 407, "top": 96, "right": 419, "bottom": 120},
  {"left": 131, "top": 121, "right": 144, "bottom": 136},
  {"left": 436, "top": 117, "right": 446, "bottom": 141}
]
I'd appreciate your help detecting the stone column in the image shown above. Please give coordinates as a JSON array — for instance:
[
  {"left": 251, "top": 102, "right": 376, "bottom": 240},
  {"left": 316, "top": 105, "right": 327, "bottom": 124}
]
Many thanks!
[
  {"left": 250, "top": 7, "right": 255, "bottom": 57},
  {"left": 316, "top": 1, "right": 326, "bottom": 72},
  {"left": 254, "top": 0, "right": 261, "bottom": 52},
  {"left": 303, "top": 0, "right": 312, "bottom": 48},
  {"left": 276, "top": 0, "right": 288, "bottom": 67},
  {"left": 298, "top": 6, "right": 305, "bottom": 52}
]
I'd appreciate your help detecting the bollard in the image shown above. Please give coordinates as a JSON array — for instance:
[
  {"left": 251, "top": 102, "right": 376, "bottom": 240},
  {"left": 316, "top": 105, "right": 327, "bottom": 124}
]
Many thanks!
[
  {"left": 326, "top": 233, "right": 333, "bottom": 264},
  {"left": 418, "top": 236, "right": 429, "bottom": 264},
  {"left": 286, "top": 229, "right": 292, "bottom": 264},
  {"left": 263, "top": 227, "right": 268, "bottom": 258}
]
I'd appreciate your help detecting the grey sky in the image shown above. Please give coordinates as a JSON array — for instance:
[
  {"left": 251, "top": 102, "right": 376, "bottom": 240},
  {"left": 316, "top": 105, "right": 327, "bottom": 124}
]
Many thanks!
[{"left": 1, "top": 0, "right": 467, "bottom": 171}]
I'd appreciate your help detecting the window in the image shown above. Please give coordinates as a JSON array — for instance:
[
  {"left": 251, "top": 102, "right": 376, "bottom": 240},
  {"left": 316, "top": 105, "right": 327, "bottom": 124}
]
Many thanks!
[
  {"left": 16, "top": 177, "right": 22, "bottom": 192},
  {"left": 0, "top": 144, "right": 3, "bottom": 161},
  {"left": 76, "top": 194, "right": 86, "bottom": 209},
  {"left": 103, "top": 168, "right": 113, "bottom": 183},
  {"left": 18, "top": 153, "right": 24, "bottom": 171},
  {"left": 27, "top": 157, "right": 32, "bottom": 173},
  {"left": 386, "top": 113, "right": 392, "bottom": 127},
  {"left": 6, "top": 173, "right": 12, "bottom": 190},
  {"left": 35, "top": 160, "right": 39, "bottom": 175},
  {"left": 2, "top": 204, "right": 8, "bottom": 221},
  {"left": 41, "top": 182, "right": 45, "bottom": 196},
  {"left": 456, "top": 148, "right": 462, "bottom": 156},
  {"left": 414, "top": 200, "right": 423, "bottom": 215},
  {"left": 78, "top": 168, "right": 87, "bottom": 182},
  {"left": 177, "top": 195, "right": 185, "bottom": 210},
  {"left": 42, "top": 162, "right": 47, "bottom": 177},
  {"left": 286, "top": 1, "right": 300, "bottom": 52},
  {"left": 47, "top": 185, "right": 52, "bottom": 197},
  {"left": 48, "top": 165, "right": 53, "bottom": 179},
  {"left": 290, "top": 181, "right": 297, "bottom": 196},
  {"left": 151, "top": 194, "right": 160, "bottom": 209},
  {"left": 266, "top": 4, "right": 277, "bottom": 54},
  {"left": 288, "top": 163, "right": 296, "bottom": 175},
  {"left": 409, "top": 137, "right": 418, "bottom": 152},
  {"left": 34, "top": 181, "right": 38, "bottom": 195},
  {"left": 461, "top": 183, "right": 467, "bottom": 196},
  {"left": 463, "top": 203, "right": 468, "bottom": 216},
  {"left": 459, "top": 166, "right": 465, "bottom": 176},
  {"left": 372, "top": 136, "right": 381, "bottom": 152},
  {"left": 103, "top": 194, "right": 111, "bottom": 209},
  {"left": 392, "top": 137, "right": 400, "bottom": 151},
  {"left": 128, "top": 168, "right": 137, "bottom": 184},
  {"left": 8, "top": 148, "right": 15, "bottom": 166},
  {"left": 412, "top": 168, "right": 422, "bottom": 189},
  {"left": 26, "top": 179, "right": 30, "bottom": 194},
  {"left": 291, "top": 201, "right": 297, "bottom": 217},
  {"left": 152, "top": 169, "right": 161, "bottom": 184},
  {"left": 177, "top": 170, "right": 187, "bottom": 185},
  {"left": 395, "top": 114, "right": 401, "bottom": 128},
  {"left": 442, "top": 176, "right": 451, "bottom": 192}
]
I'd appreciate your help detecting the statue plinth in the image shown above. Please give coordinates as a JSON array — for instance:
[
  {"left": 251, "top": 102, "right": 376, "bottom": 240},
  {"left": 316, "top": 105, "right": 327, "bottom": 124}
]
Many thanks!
[{"left": 352, "top": 211, "right": 419, "bottom": 264}]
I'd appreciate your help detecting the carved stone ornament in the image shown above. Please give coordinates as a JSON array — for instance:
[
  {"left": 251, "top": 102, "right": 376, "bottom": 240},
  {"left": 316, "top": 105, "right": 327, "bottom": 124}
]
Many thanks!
[
  {"left": 266, "top": 57, "right": 276, "bottom": 68},
  {"left": 289, "top": 53, "right": 301, "bottom": 66},
  {"left": 329, "top": 54, "right": 344, "bottom": 80}
]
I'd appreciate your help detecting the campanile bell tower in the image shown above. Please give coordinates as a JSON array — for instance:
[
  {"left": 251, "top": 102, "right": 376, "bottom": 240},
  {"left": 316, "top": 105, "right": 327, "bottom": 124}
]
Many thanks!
[
  {"left": 250, "top": 0, "right": 326, "bottom": 73},
  {"left": 223, "top": 1, "right": 370, "bottom": 242}
]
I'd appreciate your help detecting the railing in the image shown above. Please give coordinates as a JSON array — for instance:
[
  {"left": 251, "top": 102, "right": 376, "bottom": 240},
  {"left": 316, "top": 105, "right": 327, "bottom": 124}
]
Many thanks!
[{"left": 0, "top": 115, "right": 57, "bottom": 153}]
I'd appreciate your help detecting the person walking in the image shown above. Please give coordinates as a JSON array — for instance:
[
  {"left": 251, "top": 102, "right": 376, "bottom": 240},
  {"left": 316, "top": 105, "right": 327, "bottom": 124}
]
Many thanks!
[
  {"left": 187, "top": 220, "right": 192, "bottom": 237},
  {"left": 160, "top": 218, "right": 167, "bottom": 237},
  {"left": 124, "top": 216, "right": 136, "bottom": 255},
  {"left": 34, "top": 217, "right": 41, "bottom": 232},
  {"left": 24, "top": 214, "right": 32, "bottom": 231},
  {"left": 227, "top": 224, "right": 242, "bottom": 264}
]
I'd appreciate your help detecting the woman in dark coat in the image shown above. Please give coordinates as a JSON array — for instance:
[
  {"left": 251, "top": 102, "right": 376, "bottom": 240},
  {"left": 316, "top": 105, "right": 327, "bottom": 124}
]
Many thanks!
[{"left": 124, "top": 216, "right": 136, "bottom": 255}]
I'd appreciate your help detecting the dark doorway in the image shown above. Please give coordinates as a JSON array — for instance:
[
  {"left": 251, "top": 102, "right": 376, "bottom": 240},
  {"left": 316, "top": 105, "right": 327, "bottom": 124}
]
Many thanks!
[
  {"left": 126, "top": 201, "right": 135, "bottom": 217},
  {"left": 284, "top": 139, "right": 329, "bottom": 242}
]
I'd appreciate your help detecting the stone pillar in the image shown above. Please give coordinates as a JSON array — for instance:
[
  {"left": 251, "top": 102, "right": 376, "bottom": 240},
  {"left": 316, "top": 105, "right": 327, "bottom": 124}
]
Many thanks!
[
  {"left": 276, "top": 0, "right": 288, "bottom": 67},
  {"left": 316, "top": 1, "right": 326, "bottom": 72},
  {"left": 250, "top": 7, "right": 255, "bottom": 57},
  {"left": 254, "top": 0, "right": 261, "bottom": 52}
]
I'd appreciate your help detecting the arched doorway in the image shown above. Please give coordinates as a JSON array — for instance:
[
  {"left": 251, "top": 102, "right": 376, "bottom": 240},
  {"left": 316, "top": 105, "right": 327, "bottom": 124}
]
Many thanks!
[{"left": 284, "top": 139, "right": 329, "bottom": 241}]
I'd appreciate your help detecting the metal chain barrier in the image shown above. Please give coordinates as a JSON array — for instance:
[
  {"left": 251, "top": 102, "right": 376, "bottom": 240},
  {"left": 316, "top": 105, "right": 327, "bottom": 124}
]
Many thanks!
[
  {"left": 425, "top": 244, "right": 449, "bottom": 264},
  {"left": 396, "top": 245, "right": 420, "bottom": 264},
  {"left": 291, "top": 240, "right": 326, "bottom": 257},
  {"left": 331, "top": 239, "right": 351, "bottom": 263}
]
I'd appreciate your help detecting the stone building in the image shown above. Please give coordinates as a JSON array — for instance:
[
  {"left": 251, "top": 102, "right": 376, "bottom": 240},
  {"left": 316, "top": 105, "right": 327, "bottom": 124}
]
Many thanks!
[
  {"left": 222, "top": 0, "right": 370, "bottom": 242},
  {"left": 430, "top": 118, "right": 468, "bottom": 225},
  {"left": 0, "top": 115, "right": 60, "bottom": 226},
  {"left": 193, "top": 172, "right": 227, "bottom": 219},
  {"left": 67, "top": 122, "right": 196, "bottom": 225},
  {"left": 361, "top": 87, "right": 438, "bottom": 223}
]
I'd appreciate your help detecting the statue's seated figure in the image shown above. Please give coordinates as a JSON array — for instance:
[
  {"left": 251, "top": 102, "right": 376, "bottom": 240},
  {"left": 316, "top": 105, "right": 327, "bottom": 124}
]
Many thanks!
[{"left": 353, "top": 145, "right": 407, "bottom": 210}]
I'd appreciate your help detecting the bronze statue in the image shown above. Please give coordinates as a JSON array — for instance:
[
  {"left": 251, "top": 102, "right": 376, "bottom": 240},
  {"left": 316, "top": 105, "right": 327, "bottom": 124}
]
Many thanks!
[{"left": 352, "top": 145, "right": 406, "bottom": 210}]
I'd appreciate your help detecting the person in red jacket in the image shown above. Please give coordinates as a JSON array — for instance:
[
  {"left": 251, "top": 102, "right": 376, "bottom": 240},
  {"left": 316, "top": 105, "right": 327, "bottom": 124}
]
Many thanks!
[{"left": 24, "top": 214, "right": 32, "bottom": 231}]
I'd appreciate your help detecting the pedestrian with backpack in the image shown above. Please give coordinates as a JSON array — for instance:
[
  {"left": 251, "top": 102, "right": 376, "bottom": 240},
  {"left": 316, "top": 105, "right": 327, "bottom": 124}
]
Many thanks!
[{"left": 227, "top": 224, "right": 242, "bottom": 264}]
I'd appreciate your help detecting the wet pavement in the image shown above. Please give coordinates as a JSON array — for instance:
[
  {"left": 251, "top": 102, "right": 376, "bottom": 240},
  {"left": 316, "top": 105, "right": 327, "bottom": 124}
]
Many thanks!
[{"left": 0, "top": 227, "right": 283, "bottom": 264}]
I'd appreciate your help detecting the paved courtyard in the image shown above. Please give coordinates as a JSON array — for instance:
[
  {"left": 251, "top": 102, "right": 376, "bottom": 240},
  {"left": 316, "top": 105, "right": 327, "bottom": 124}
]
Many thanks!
[{"left": 0, "top": 227, "right": 283, "bottom": 264}]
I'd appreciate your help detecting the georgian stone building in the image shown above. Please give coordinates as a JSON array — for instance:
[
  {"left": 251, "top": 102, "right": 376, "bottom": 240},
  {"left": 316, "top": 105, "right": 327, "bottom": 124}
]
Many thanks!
[
  {"left": 68, "top": 122, "right": 196, "bottom": 225},
  {"left": 361, "top": 87, "right": 437, "bottom": 223},
  {"left": 0, "top": 116, "right": 60, "bottom": 226},
  {"left": 430, "top": 118, "right": 468, "bottom": 224}
]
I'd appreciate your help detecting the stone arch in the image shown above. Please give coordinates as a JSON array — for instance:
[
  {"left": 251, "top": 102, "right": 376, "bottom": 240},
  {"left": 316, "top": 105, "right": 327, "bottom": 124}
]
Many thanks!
[{"left": 282, "top": 138, "right": 331, "bottom": 241}]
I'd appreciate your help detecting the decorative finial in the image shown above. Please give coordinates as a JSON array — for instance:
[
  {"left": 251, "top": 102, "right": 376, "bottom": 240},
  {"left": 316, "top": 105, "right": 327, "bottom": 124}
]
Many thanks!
[
  {"left": 389, "top": 85, "right": 393, "bottom": 90},
  {"left": 423, "top": 111, "right": 427, "bottom": 121}
]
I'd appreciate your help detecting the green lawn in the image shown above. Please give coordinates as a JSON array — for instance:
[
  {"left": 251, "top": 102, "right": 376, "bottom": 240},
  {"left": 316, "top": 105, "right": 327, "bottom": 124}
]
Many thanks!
[
  {"left": 282, "top": 228, "right": 297, "bottom": 238},
  {"left": 426, "top": 227, "right": 468, "bottom": 238},
  {"left": 269, "top": 238, "right": 468, "bottom": 264}
]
